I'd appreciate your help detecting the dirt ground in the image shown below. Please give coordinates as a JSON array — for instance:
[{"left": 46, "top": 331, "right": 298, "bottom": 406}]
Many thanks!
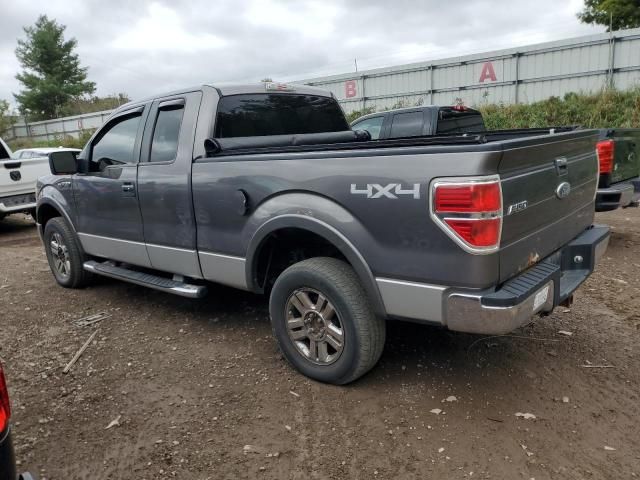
[{"left": 0, "top": 210, "right": 639, "bottom": 480}]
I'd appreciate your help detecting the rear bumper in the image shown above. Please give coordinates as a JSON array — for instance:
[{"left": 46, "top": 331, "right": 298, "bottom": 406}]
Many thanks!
[
  {"left": 595, "top": 177, "right": 640, "bottom": 212},
  {"left": 376, "top": 225, "right": 610, "bottom": 334},
  {"left": 0, "top": 193, "right": 37, "bottom": 214},
  {"left": 445, "top": 225, "right": 610, "bottom": 334}
]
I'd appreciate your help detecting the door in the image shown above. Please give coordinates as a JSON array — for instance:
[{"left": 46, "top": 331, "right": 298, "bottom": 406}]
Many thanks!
[
  {"left": 73, "top": 105, "right": 152, "bottom": 267},
  {"left": 137, "top": 92, "right": 203, "bottom": 278}
]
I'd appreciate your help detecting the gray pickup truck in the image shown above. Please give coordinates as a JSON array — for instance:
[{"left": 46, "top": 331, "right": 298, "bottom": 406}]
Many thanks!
[
  {"left": 595, "top": 128, "right": 640, "bottom": 211},
  {"left": 37, "top": 83, "right": 609, "bottom": 384},
  {"left": 350, "top": 105, "right": 486, "bottom": 139}
]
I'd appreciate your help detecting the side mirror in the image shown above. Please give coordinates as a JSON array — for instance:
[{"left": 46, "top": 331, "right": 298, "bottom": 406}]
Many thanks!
[{"left": 48, "top": 150, "right": 78, "bottom": 175}]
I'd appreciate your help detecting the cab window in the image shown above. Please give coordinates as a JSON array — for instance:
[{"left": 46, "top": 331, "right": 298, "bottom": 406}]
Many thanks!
[
  {"left": 389, "top": 111, "right": 424, "bottom": 138},
  {"left": 215, "top": 94, "right": 349, "bottom": 138},
  {"left": 91, "top": 113, "right": 142, "bottom": 167},
  {"left": 437, "top": 109, "right": 486, "bottom": 134},
  {"left": 150, "top": 105, "right": 184, "bottom": 162},
  {"left": 352, "top": 116, "right": 384, "bottom": 140}
]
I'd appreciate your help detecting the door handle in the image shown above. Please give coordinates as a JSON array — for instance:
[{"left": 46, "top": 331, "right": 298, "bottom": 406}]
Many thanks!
[
  {"left": 555, "top": 157, "right": 568, "bottom": 176},
  {"left": 122, "top": 182, "right": 135, "bottom": 195}
]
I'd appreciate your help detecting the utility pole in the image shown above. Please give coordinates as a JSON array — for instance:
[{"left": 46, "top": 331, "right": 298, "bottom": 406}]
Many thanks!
[{"left": 608, "top": 10, "right": 615, "bottom": 89}]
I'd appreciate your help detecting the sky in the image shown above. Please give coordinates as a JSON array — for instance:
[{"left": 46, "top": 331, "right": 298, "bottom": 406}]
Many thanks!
[{"left": 0, "top": 0, "right": 603, "bottom": 109}]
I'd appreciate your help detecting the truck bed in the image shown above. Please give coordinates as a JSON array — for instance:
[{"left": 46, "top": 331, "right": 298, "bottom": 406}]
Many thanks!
[
  {"left": 196, "top": 127, "right": 599, "bottom": 289},
  {"left": 208, "top": 126, "right": 585, "bottom": 157}
]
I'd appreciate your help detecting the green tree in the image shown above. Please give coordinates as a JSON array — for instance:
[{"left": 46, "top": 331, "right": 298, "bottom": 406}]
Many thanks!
[
  {"left": 14, "top": 15, "right": 95, "bottom": 120},
  {"left": 62, "top": 93, "right": 131, "bottom": 116},
  {"left": 0, "top": 100, "right": 15, "bottom": 137},
  {"left": 578, "top": 0, "right": 640, "bottom": 31}
]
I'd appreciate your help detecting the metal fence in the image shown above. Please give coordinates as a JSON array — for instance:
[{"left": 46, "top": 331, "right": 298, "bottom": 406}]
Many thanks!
[
  {"left": 5, "top": 27, "right": 640, "bottom": 141},
  {"left": 302, "top": 27, "right": 640, "bottom": 113},
  {"left": 6, "top": 109, "right": 114, "bottom": 142}
]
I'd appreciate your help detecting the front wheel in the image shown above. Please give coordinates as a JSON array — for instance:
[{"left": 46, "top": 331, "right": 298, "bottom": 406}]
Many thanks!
[
  {"left": 269, "top": 257, "right": 385, "bottom": 385},
  {"left": 43, "top": 217, "right": 93, "bottom": 288}
]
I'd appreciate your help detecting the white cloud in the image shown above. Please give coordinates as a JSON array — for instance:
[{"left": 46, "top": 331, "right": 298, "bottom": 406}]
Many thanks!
[
  {"left": 111, "top": 2, "right": 227, "bottom": 52},
  {"left": 0, "top": 0, "right": 603, "bottom": 105},
  {"left": 244, "top": 0, "right": 343, "bottom": 38}
]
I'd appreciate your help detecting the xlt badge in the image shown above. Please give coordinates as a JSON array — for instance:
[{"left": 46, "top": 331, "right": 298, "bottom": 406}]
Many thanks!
[{"left": 507, "top": 200, "right": 528, "bottom": 215}]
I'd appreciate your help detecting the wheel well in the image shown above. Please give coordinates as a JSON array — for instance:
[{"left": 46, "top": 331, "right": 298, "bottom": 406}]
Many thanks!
[
  {"left": 254, "top": 228, "right": 348, "bottom": 292},
  {"left": 37, "top": 203, "right": 62, "bottom": 228}
]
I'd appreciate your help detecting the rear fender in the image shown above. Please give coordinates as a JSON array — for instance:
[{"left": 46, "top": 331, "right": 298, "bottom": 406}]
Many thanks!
[{"left": 245, "top": 193, "right": 385, "bottom": 316}]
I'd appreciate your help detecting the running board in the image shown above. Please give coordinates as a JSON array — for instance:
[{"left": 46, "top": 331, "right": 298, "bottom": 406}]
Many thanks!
[{"left": 83, "top": 260, "right": 207, "bottom": 298}]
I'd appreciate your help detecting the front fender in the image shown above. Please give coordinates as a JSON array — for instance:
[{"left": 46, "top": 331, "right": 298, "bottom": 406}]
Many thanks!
[
  {"left": 37, "top": 183, "right": 77, "bottom": 232},
  {"left": 244, "top": 193, "right": 385, "bottom": 316}
]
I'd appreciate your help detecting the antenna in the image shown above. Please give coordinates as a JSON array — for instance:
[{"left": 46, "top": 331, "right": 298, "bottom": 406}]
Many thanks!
[{"left": 354, "top": 58, "right": 358, "bottom": 73}]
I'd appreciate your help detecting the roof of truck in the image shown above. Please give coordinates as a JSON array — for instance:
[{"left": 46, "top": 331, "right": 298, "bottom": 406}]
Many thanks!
[{"left": 116, "top": 82, "right": 334, "bottom": 114}]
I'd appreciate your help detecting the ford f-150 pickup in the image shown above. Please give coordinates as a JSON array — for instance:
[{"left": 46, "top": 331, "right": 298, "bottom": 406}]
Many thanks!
[{"left": 36, "top": 82, "right": 609, "bottom": 384}]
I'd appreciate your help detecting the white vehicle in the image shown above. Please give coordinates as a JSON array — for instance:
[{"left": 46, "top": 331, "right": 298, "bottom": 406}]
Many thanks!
[{"left": 0, "top": 143, "right": 81, "bottom": 220}]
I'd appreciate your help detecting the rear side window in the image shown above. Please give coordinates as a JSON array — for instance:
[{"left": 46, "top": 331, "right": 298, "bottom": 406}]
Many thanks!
[
  {"left": 150, "top": 106, "right": 184, "bottom": 162},
  {"left": 92, "top": 114, "right": 142, "bottom": 165},
  {"left": 437, "top": 109, "right": 485, "bottom": 134},
  {"left": 215, "top": 94, "right": 349, "bottom": 138},
  {"left": 389, "top": 111, "right": 424, "bottom": 138},
  {"left": 352, "top": 116, "right": 384, "bottom": 140}
]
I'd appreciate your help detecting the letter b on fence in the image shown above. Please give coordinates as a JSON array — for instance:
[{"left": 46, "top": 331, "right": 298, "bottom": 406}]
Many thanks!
[{"left": 345, "top": 80, "right": 357, "bottom": 98}]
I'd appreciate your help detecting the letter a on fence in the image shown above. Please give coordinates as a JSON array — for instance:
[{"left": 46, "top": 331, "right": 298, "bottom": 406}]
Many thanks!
[{"left": 479, "top": 62, "right": 497, "bottom": 83}]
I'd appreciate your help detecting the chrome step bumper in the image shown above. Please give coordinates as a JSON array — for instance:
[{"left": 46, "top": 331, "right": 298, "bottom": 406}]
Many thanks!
[{"left": 445, "top": 225, "right": 610, "bottom": 334}]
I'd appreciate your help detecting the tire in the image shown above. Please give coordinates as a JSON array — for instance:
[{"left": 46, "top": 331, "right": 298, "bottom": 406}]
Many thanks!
[
  {"left": 269, "top": 257, "right": 385, "bottom": 385},
  {"left": 43, "top": 217, "right": 93, "bottom": 288}
]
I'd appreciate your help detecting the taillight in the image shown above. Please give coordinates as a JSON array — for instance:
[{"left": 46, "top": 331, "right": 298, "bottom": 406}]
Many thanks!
[
  {"left": 431, "top": 176, "right": 502, "bottom": 253},
  {"left": 435, "top": 183, "right": 501, "bottom": 213},
  {"left": 596, "top": 140, "right": 614, "bottom": 174},
  {"left": 0, "top": 363, "right": 10, "bottom": 433}
]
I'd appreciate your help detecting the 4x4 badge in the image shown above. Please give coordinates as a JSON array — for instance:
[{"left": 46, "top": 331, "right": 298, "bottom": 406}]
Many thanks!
[{"left": 556, "top": 181, "right": 571, "bottom": 199}]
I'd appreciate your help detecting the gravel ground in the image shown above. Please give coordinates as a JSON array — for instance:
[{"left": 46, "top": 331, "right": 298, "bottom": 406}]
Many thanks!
[{"left": 0, "top": 210, "right": 639, "bottom": 479}]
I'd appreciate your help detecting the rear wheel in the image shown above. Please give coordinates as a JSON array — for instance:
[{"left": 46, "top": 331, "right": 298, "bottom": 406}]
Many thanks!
[
  {"left": 269, "top": 257, "right": 385, "bottom": 384},
  {"left": 44, "top": 217, "right": 93, "bottom": 288}
]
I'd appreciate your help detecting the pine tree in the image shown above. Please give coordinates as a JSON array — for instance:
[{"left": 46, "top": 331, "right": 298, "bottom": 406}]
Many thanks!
[{"left": 14, "top": 15, "right": 96, "bottom": 120}]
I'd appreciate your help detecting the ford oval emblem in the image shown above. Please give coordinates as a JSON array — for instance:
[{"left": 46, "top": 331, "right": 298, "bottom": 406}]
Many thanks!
[{"left": 556, "top": 181, "right": 571, "bottom": 199}]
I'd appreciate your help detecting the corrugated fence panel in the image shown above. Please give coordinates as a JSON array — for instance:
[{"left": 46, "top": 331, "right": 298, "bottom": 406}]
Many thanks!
[
  {"left": 304, "top": 28, "right": 640, "bottom": 114},
  {"left": 6, "top": 109, "right": 115, "bottom": 142}
]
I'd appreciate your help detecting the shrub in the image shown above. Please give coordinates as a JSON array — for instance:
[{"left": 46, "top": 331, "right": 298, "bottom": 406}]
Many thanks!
[
  {"left": 8, "top": 128, "right": 95, "bottom": 151},
  {"left": 479, "top": 88, "right": 640, "bottom": 129}
]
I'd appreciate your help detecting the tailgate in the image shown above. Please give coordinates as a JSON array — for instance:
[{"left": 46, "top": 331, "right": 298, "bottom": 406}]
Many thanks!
[
  {"left": 498, "top": 130, "right": 598, "bottom": 283},
  {"left": 0, "top": 157, "right": 49, "bottom": 197},
  {"left": 610, "top": 129, "right": 640, "bottom": 184}
]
